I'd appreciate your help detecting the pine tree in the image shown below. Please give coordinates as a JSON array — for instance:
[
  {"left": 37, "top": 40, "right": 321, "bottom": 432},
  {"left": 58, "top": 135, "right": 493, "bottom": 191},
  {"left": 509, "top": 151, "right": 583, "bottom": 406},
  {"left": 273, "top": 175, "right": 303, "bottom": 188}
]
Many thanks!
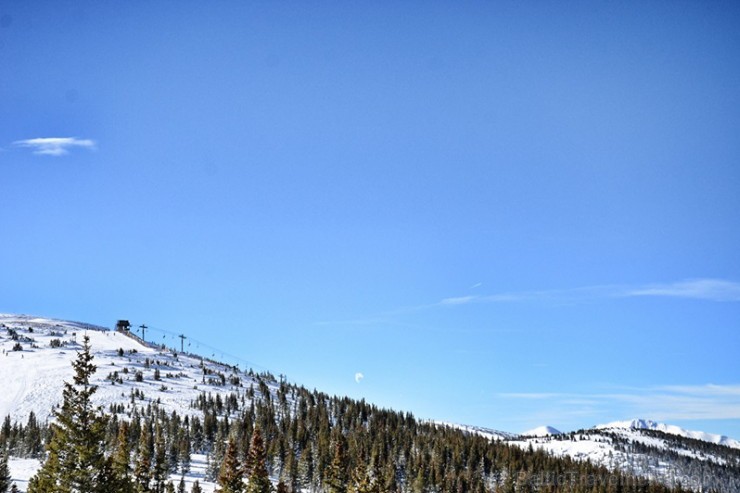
[
  {"left": 216, "top": 436, "right": 244, "bottom": 493},
  {"left": 134, "top": 425, "right": 153, "bottom": 493},
  {"left": 245, "top": 427, "right": 271, "bottom": 493},
  {"left": 190, "top": 480, "right": 202, "bottom": 493},
  {"left": 23, "top": 412, "right": 42, "bottom": 458},
  {"left": 297, "top": 445, "right": 314, "bottom": 490},
  {"left": 178, "top": 435, "right": 191, "bottom": 474},
  {"left": 349, "top": 461, "right": 374, "bottom": 493},
  {"left": 0, "top": 451, "right": 11, "bottom": 493},
  {"left": 28, "top": 335, "right": 117, "bottom": 493},
  {"left": 326, "top": 436, "right": 348, "bottom": 493},
  {"left": 112, "top": 422, "right": 135, "bottom": 493},
  {"left": 152, "top": 424, "right": 169, "bottom": 493}
]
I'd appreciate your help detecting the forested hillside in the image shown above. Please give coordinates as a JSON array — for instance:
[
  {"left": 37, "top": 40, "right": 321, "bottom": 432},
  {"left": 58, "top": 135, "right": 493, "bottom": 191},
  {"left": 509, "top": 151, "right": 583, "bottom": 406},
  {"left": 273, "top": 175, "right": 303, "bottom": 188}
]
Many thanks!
[{"left": 0, "top": 316, "right": 733, "bottom": 492}]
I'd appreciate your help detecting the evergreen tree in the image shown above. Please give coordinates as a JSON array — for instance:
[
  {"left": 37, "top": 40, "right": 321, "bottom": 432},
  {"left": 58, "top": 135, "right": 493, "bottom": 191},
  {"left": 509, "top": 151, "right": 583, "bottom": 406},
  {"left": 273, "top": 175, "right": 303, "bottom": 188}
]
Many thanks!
[
  {"left": 349, "top": 461, "right": 374, "bottom": 493},
  {"left": 326, "top": 436, "right": 348, "bottom": 493},
  {"left": 178, "top": 435, "right": 191, "bottom": 474},
  {"left": 23, "top": 412, "right": 42, "bottom": 458},
  {"left": 112, "top": 422, "right": 135, "bottom": 493},
  {"left": 28, "top": 336, "right": 116, "bottom": 493},
  {"left": 0, "top": 451, "right": 11, "bottom": 493},
  {"left": 245, "top": 427, "right": 271, "bottom": 493},
  {"left": 216, "top": 437, "right": 244, "bottom": 493},
  {"left": 134, "top": 425, "right": 153, "bottom": 493},
  {"left": 190, "top": 481, "right": 202, "bottom": 493},
  {"left": 297, "top": 445, "right": 314, "bottom": 490},
  {"left": 152, "top": 424, "right": 169, "bottom": 493}
]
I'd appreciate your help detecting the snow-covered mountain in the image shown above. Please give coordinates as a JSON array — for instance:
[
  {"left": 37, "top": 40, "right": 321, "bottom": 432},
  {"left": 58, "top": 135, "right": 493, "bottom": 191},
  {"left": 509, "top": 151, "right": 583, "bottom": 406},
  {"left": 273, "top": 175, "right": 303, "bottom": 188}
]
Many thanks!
[
  {"left": 1, "top": 313, "right": 278, "bottom": 492},
  {"left": 2, "top": 314, "right": 739, "bottom": 493},
  {"left": 0, "top": 314, "right": 263, "bottom": 425},
  {"left": 522, "top": 425, "right": 561, "bottom": 436},
  {"left": 506, "top": 421, "right": 740, "bottom": 492},
  {"left": 434, "top": 421, "right": 519, "bottom": 441},
  {"left": 596, "top": 418, "right": 740, "bottom": 449}
]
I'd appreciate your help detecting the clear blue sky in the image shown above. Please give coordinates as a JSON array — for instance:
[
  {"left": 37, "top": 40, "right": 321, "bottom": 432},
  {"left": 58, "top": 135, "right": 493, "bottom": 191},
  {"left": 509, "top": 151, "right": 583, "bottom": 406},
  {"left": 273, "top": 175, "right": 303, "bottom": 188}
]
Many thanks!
[{"left": 2, "top": 1, "right": 739, "bottom": 438}]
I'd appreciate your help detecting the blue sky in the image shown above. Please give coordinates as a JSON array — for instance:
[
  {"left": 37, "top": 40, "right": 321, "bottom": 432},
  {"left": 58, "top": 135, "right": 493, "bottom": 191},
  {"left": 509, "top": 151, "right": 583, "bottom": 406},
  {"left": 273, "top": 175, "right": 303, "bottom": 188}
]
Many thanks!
[{"left": 2, "top": 1, "right": 739, "bottom": 437}]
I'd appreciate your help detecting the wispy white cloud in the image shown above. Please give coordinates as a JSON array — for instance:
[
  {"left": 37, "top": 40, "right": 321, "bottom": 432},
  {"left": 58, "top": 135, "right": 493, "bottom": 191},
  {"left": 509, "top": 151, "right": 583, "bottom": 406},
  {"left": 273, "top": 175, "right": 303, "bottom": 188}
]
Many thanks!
[
  {"left": 354, "top": 372, "right": 364, "bottom": 383},
  {"left": 441, "top": 295, "right": 479, "bottom": 305},
  {"left": 498, "top": 383, "right": 740, "bottom": 422},
  {"left": 625, "top": 279, "right": 740, "bottom": 302},
  {"left": 317, "top": 278, "right": 740, "bottom": 330},
  {"left": 13, "top": 137, "right": 96, "bottom": 156},
  {"left": 498, "top": 392, "right": 561, "bottom": 400},
  {"left": 438, "top": 279, "right": 740, "bottom": 307}
]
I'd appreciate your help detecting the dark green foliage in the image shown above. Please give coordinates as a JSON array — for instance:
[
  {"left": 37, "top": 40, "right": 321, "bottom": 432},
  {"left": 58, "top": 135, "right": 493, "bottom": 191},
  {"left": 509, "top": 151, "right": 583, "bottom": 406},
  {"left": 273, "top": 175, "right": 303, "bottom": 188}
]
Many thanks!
[
  {"left": 326, "top": 435, "right": 348, "bottom": 493},
  {"left": 0, "top": 451, "right": 11, "bottom": 493},
  {"left": 245, "top": 427, "right": 271, "bottom": 493},
  {"left": 152, "top": 424, "right": 169, "bottom": 493},
  {"left": 215, "top": 436, "right": 243, "bottom": 493},
  {"left": 190, "top": 481, "right": 202, "bottom": 493},
  {"left": 27, "top": 335, "right": 118, "bottom": 493},
  {"left": 23, "top": 412, "right": 43, "bottom": 458},
  {"left": 134, "top": 425, "right": 153, "bottom": 493},
  {"left": 111, "top": 422, "right": 135, "bottom": 493}
]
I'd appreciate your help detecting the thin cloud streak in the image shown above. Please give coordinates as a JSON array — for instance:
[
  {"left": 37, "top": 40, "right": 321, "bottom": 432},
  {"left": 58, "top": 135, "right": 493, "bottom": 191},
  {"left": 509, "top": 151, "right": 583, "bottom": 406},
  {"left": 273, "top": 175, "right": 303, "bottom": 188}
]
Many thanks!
[
  {"left": 625, "top": 279, "right": 740, "bottom": 302},
  {"left": 498, "top": 383, "right": 740, "bottom": 422},
  {"left": 13, "top": 137, "right": 96, "bottom": 156},
  {"left": 439, "top": 279, "right": 740, "bottom": 306}
]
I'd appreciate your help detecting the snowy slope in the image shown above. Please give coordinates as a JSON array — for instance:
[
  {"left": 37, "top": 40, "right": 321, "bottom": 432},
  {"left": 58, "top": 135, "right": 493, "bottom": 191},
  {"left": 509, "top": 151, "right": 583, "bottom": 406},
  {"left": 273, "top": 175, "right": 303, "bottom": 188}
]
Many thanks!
[
  {"left": 0, "top": 314, "right": 280, "bottom": 492},
  {"left": 508, "top": 424, "right": 740, "bottom": 492},
  {"left": 0, "top": 314, "right": 270, "bottom": 425},
  {"left": 522, "top": 425, "right": 561, "bottom": 436},
  {"left": 434, "top": 421, "right": 519, "bottom": 441},
  {"left": 596, "top": 418, "right": 740, "bottom": 449}
]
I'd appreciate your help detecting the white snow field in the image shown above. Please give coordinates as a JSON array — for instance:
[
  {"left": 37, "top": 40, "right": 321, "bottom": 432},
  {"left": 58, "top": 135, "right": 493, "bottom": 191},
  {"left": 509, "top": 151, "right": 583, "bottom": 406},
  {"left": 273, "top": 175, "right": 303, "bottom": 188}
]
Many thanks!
[{"left": 0, "top": 313, "right": 274, "bottom": 492}]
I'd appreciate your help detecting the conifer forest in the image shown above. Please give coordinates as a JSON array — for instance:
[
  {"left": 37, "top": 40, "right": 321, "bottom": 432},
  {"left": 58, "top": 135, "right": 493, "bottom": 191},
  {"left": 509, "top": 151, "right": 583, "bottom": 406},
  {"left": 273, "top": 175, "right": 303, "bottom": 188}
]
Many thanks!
[{"left": 0, "top": 334, "right": 712, "bottom": 493}]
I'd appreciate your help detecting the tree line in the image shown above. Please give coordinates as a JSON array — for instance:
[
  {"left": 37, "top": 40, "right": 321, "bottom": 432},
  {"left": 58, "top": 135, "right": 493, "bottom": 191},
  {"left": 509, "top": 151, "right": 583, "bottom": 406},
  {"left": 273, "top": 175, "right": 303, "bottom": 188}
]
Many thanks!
[{"left": 0, "top": 337, "right": 705, "bottom": 493}]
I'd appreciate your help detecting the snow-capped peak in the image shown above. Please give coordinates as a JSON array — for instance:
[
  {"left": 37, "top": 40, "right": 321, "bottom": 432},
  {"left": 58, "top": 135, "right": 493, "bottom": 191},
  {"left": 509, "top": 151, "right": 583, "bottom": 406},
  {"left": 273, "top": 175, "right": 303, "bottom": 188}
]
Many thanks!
[
  {"left": 595, "top": 418, "right": 740, "bottom": 449},
  {"left": 522, "top": 425, "right": 561, "bottom": 436}
]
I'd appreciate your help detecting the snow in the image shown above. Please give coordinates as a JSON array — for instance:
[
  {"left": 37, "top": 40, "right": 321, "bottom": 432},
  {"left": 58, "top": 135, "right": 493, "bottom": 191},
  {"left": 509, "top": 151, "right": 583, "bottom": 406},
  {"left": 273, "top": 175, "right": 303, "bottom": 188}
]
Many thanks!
[
  {"left": 522, "top": 425, "right": 561, "bottom": 436},
  {"left": 0, "top": 314, "right": 265, "bottom": 425},
  {"left": 7, "top": 456, "right": 218, "bottom": 493},
  {"left": 433, "top": 421, "right": 519, "bottom": 441},
  {"left": 596, "top": 418, "right": 740, "bottom": 450},
  {"left": 0, "top": 314, "right": 274, "bottom": 492},
  {"left": 2, "top": 314, "right": 738, "bottom": 493},
  {"left": 7, "top": 458, "right": 40, "bottom": 492}
]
